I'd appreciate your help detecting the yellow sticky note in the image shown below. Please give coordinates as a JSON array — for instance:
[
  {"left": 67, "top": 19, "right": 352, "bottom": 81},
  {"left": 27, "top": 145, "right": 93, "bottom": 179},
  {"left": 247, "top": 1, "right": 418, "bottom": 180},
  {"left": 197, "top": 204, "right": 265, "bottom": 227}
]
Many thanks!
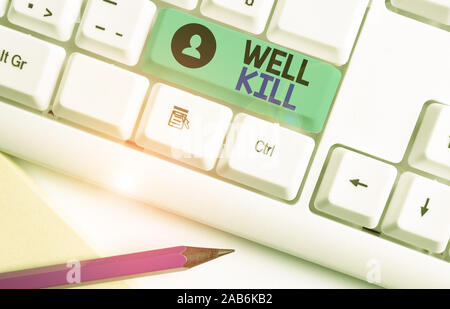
[{"left": 0, "top": 154, "right": 129, "bottom": 288}]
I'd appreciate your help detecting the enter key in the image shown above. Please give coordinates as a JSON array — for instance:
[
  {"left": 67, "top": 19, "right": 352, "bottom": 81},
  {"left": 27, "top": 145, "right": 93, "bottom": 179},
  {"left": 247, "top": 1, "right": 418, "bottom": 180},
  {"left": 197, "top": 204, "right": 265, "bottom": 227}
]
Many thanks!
[{"left": 142, "top": 8, "right": 341, "bottom": 133}]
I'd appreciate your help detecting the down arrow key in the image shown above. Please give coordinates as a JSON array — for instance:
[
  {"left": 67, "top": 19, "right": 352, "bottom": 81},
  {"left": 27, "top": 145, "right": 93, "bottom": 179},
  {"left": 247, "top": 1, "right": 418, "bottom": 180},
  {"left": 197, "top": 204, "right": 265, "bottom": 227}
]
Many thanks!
[{"left": 421, "top": 198, "right": 430, "bottom": 217}]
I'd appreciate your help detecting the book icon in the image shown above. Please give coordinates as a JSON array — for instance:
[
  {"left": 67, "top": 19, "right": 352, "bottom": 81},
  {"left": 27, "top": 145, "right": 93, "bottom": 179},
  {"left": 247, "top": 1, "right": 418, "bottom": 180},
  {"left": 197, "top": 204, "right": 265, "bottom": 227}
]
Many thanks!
[{"left": 168, "top": 106, "right": 190, "bottom": 130}]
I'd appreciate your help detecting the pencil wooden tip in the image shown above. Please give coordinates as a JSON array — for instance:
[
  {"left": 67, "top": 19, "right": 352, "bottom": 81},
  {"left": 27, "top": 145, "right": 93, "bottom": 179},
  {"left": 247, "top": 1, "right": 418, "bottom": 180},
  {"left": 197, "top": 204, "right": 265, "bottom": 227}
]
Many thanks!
[{"left": 183, "top": 247, "right": 235, "bottom": 268}]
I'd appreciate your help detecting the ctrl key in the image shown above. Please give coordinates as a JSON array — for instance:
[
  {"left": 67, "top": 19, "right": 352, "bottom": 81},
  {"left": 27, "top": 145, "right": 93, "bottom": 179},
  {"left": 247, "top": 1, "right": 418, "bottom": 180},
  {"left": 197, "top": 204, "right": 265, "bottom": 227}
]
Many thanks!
[
  {"left": 217, "top": 114, "right": 315, "bottom": 200},
  {"left": 0, "top": 25, "right": 65, "bottom": 111}
]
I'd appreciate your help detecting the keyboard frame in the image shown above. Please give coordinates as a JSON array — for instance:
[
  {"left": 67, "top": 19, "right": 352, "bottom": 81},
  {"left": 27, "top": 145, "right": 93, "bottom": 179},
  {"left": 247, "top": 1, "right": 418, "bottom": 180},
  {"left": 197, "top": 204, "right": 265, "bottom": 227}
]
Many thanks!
[{"left": 0, "top": 0, "right": 449, "bottom": 288}]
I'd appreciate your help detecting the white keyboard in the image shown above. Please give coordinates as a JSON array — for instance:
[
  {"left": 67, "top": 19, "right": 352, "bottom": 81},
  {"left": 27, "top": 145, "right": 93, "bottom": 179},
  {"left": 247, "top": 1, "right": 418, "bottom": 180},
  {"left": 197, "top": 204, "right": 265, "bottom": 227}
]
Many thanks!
[{"left": 0, "top": 0, "right": 449, "bottom": 288}]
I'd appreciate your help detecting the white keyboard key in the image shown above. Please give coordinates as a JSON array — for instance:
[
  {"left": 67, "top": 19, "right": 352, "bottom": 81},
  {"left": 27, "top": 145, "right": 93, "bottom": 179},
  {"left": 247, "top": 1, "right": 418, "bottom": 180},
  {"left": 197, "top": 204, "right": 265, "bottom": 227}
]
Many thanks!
[
  {"left": 75, "top": 0, "right": 156, "bottom": 66},
  {"left": 8, "top": 0, "right": 83, "bottom": 41},
  {"left": 267, "top": 0, "right": 368, "bottom": 66},
  {"left": 314, "top": 148, "right": 397, "bottom": 228},
  {"left": 409, "top": 103, "right": 450, "bottom": 181},
  {"left": 391, "top": 0, "right": 450, "bottom": 26},
  {"left": 53, "top": 53, "right": 149, "bottom": 140},
  {"left": 382, "top": 173, "right": 450, "bottom": 253},
  {"left": 200, "top": 0, "right": 274, "bottom": 34},
  {"left": 135, "top": 83, "right": 232, "bottom": 171},
  {"left": 0, "top": 25, "right": 65, "bottom": 111},
  {"left": 0, "top": 0, "right": 8, "bottom": 17},
  {"left": 217, "top": 113, "right": 314, "bottom": 200},
  {"left": 161, "top": 0, "right": 198, "bottom": 10}
]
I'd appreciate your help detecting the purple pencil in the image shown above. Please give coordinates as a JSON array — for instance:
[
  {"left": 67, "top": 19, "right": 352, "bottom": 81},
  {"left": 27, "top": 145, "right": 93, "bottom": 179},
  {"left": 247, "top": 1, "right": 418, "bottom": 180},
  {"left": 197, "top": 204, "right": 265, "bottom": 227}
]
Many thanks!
[{"left": 0, "top": 246, "right": 234, "bottom": 289}]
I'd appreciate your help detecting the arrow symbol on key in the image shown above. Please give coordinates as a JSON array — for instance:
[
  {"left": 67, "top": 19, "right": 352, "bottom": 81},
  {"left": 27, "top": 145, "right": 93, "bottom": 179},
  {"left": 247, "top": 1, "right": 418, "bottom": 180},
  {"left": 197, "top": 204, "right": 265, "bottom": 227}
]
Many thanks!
[
  {"left": 350, "top": 179, "right": 368, "bottom": 188},
  {"left": 421, "top": 198, "right": 430, "bottom": 217},
  {"left": 43, "top": 8, "right": 52, "bottom": 17}
]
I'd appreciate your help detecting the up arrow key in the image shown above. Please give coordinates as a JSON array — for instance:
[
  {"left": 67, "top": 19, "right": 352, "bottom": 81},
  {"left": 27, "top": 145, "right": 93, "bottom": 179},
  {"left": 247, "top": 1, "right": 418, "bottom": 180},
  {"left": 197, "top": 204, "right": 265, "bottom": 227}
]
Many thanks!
[{"left": 44, "top": 8, "right": 52, "bottom": 17}]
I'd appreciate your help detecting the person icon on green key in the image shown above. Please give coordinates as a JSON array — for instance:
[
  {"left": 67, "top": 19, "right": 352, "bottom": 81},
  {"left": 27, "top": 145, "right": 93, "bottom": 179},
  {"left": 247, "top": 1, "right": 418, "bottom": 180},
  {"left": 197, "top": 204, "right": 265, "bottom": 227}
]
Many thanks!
[
  {"left": 171, "top": 23, "right": 216, "bottom": 69},
  {"left": 182, "top": 34, "right": 202, "bottom": 59}
]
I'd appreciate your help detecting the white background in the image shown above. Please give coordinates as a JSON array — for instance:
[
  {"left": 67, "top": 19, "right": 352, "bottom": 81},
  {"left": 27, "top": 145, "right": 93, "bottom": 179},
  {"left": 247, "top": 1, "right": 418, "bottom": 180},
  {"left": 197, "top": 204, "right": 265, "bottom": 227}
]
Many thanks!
[{"left": 13, "top": 157, "right": 373, "bottom": 288}]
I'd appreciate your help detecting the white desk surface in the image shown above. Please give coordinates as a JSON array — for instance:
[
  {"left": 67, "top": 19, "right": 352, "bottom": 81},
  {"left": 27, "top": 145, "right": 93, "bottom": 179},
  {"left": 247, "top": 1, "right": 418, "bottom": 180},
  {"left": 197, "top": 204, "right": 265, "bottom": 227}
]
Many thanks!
[{"left": 13, "top": 157, "right": 372, "bottom": 289}]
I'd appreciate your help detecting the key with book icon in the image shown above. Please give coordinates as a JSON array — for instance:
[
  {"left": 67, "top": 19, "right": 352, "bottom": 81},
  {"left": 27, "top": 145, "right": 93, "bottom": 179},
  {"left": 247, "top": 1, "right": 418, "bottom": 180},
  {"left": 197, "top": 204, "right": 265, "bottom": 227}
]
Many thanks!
[
  {"left": 169, "top": 106, "right": 190, "bottom": 130},
  {"left": 136, "top": 83, "right": 233, "bottom": 171}
]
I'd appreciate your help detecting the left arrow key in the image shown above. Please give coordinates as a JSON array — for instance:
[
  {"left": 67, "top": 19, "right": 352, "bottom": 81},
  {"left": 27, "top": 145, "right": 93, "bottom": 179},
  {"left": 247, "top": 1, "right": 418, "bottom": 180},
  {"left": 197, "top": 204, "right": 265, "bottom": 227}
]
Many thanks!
[
  {"left": 314, "top": 147, "right": 397, "bottom": 228},
  {"left": 7, "top": 0, "right": 83, "bottom": 41},
  {"left": 350, "top": 178, "right": 368, "bottom": 188}
]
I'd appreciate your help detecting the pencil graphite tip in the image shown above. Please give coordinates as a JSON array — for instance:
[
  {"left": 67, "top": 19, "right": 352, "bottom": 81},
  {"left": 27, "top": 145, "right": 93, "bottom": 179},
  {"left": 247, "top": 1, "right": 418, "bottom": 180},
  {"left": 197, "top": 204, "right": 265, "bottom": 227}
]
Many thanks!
[
  {"left": 216, "top": 249, "right": 235, "bottom": 257},
  {"left": 183, "top": 247, "right": 235, "bottom": 268}
]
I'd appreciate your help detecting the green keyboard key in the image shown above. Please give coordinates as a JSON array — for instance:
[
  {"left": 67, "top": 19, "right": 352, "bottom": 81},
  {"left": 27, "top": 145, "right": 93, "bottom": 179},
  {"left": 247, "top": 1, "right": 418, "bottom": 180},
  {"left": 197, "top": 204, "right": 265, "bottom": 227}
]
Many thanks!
[{"left": 142, "top": 8, "right": 342, "bottom": 133}]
